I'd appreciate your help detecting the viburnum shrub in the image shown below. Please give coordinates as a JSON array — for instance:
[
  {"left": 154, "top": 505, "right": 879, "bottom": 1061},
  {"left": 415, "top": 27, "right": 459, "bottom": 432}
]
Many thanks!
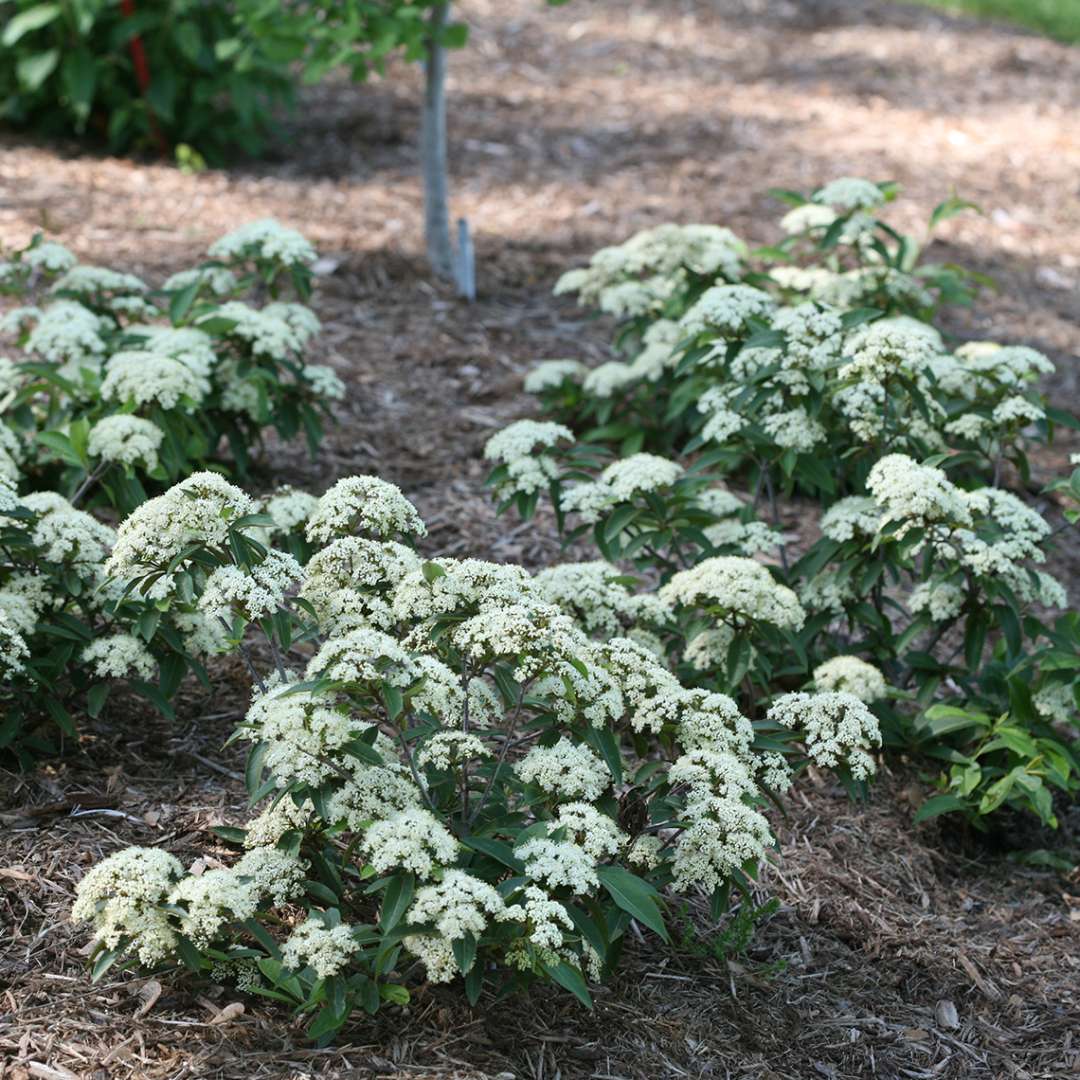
[
  {"left": 531, "top": 179, "right": 1006, "bottom": 467},
  {"left": 72, "top": 472, "right": 881, "bottom": 1038},
  {"left": 0, "top": 467, "right": 319, "bottom": 762},
  {"left": 487, "top": 179, "right": 1080, "bottom": 834},
  {"left": 0, "top": 219, "right": 341, "bottom": 516}
]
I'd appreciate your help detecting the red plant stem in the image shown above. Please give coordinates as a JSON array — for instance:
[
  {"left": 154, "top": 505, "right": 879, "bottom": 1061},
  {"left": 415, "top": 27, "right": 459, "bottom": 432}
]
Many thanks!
[{"left": 120, "top": 0, "right": 170, "bottom": 157}]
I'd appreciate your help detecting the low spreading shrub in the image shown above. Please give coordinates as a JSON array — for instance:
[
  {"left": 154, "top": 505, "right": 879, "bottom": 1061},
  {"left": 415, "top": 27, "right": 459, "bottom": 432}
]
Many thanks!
[
  {"left": 0, "top": 219, "right": 338, "bottom": 758},
  {"left": 1, "top": 218, "right": 338, "bottom": 516},
  {"left": 488, "top": 179, "right": 1080, "bottom": 833},
  {"left": 72, "top": 472, "right": 880, "bottom": 1037}
]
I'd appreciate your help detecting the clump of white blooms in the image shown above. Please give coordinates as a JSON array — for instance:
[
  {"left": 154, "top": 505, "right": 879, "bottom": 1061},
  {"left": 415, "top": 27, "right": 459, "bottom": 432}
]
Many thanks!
[
  {"left": 515, "top": 836, "right": 599, "bottom": 893},
  {"left": 762, "top": 407, "right": 826, "bottom": 452},
  {"left": 560, "top": 453, "right": 682, "bottom": 523},
  {"left": 106, "top": 472, "right": 257, "bottom": 600},
  {"left": 72, "top": 847, "right": 184, "bottom": 965},
  {"left": 87, "top": 415, "right": 164, "bottom": 471},
  {"left": 524, "top": 359, "right": 587, "bottom": 393},
  {"left": 208, "top": 219, "right": 316, "bottom": 267},
  {"left": 199, "top": 549, "right": 303, "bottom": 622},
  {"left": 203, "top": 302, "right": 305, "bottom": 361},
  {"left": 363, "top": 808, "right": 460, "bottom": 878},
  {"left": 100, "top": 351, "right": 209, "bottom": 410},
  {"left": 582, "top": 360, "right": 638, "bottom": 399},
  {"left": 0, "top": 607, "right": 30, "bottom": 676},
  {"left": 679, "top": 284, "right": 775, "bottom": 338},
  {"left": 163, "top": 266, "right": 238, "bottom": 297},
  {"left": 660, "top": 557, "right": 805, "bottom": 631},
  {"left": 908, "top": 579, "right": 966, "bottom": 622},
  {"left": 819, "top": 496, "right": 881, "bottom": 543},
  {"left": 813, "top": 177, "right": 886, "bottom": 210},
  {"left": 813, "top": 656, "right": 887, "bottom": 703},
  {"left": 81, "top": 633, "right": 156, "bottom": 681},
  {"left": 866, "top": 454, "right": 970, "bottom": 537},
  {"left": 282, "top": 919, "right": 360, "bottom": 978},
  {"left": 535, "top": 560, "right": 672, "bottom": 639},
  {"left": 780, "top": 203, "right": 838, "bottom": 235},
  {"left": 306, "top": 475, "right": 426, "bottom": 543},
  {"left": 23, "top": 301, "right": 107, "bottom": 365},
  {"left": 515, "top": 737, "right": 611, "bottom": 801},
  {"left": 260, "top": 486, "right": 319, "bottom": 537},
  {"left": 554, "top": 224, "right": 746, "bottom": 310},
  {"left": 768, "top": 692, "right": 881, "bottom": 779},
  {"left": 484, "top": 419, "right": 573, "bottom": 499}
]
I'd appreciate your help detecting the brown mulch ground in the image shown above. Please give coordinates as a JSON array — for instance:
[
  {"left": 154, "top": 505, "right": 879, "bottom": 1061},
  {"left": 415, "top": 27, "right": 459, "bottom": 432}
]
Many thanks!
[{"left": 1, "top": 1, "right": 1079, "bottom": 1076}]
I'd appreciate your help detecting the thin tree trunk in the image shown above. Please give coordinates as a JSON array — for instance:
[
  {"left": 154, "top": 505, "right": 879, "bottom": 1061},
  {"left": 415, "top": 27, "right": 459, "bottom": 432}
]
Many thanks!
[{"left": 421, "top": 1, "right": 454, "bottom": 279}]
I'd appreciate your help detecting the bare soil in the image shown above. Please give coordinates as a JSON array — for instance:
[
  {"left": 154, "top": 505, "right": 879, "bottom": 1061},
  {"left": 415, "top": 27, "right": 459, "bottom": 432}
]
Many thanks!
[{"left": 1, "top": 1, "right": 1079, "bottom": 1077}]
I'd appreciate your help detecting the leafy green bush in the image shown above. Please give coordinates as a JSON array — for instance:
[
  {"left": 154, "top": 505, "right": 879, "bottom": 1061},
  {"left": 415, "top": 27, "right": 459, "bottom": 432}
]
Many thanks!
[
  {"left": 0, "top": 0, "right": 303, "bottom": 160},
  {"left": 487, "top": 179, "right": 1080, "bottom": 835},
  {"left": 1, "top": 219, "right": 337, "bottom": 517},
  {"left": 0, "top": 219, "right": 336, "bottom": 758},
  {"left": 71, "top": 471, "right": 879, "bottom": 1037}
]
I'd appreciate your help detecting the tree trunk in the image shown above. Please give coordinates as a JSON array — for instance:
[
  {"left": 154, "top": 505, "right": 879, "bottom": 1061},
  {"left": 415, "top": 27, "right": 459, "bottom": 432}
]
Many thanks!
[{"left": 421, "top": 1, "right": 454, "bottom": 280}]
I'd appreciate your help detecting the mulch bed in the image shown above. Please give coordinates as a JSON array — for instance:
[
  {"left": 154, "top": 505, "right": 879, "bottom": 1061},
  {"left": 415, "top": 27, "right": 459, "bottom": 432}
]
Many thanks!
[{"left": 1, "top": 1, "right": 1079, "bottom": 1076}]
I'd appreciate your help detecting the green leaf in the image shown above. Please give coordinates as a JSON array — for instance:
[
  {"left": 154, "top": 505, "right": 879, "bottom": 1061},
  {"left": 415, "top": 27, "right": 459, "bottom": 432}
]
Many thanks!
[
  {"left": 60, "top": 48, "right": 96, "bottom": 124},
  {"left": 452, "top": 933, "right": 477, "bottom": 974},
  {"left": 90, "top": 945, "right": 122, "bottom": 982},
  {"left": 461, "top": 835, "right": 525, "bottom": 873},
  {"left": 596, "top": 865, "right": 669, "bottom": 943},
  {"left": 169, "top": 280, "right": 200, "bottom": 325},
  {"left": 929, "top": 196, "right": 980, "bottom": 230},
  {"left": 542, "top": 959, "right": 593, "bottom": 1008},
  {"left": 86, "top": 682, "right": 110, "bottom": 719},
  {"left": 379, "top": 873, "right": 415, "bottom": 932},
  {"left": 2, "top": 4, "right": 61, "bottom": 47},
  {"left": 36, "top": 429, "right": 83, "bottom": 468},
  {"left": 913, "top": 793, "right": 968, "bottom": 823},
  {"left": 16, "top": 48, "right": 60, "bottom": 92}
]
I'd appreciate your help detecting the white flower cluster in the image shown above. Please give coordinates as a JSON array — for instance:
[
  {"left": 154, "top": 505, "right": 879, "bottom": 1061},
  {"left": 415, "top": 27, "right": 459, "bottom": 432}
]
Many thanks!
[
  {"left": 819, "top": 496, "right": 881, "bottom": 543},
  {"left": 71, "top": 847, "right": 185, "bottom": 965},
  {"left": 813, "top": 177, "right": 886, "bottom": 211},
  {"left": 163, "top": 265, "right": 238, "bottom": 297},
  {"left": 281, "top": 919, "right": 359, "bottom": 978},
  {"left": 208, "top": 219, "right": 316, "bottom": 268},
  {"left": 534, "top": 561, "right": 671, "bottom": 639},
  {"left": 866, "top": 454, "right": 969, "bottom": 538},
  {"left": 305, "top": 475, "right": 426, "bottom": 543},
  {"left": 0, "top": 606, "right": 29, "bottom": 676},
  {"left": 515, "top": 736, "right": 611, "bottom": 801},
  {"left": 660, "top": 556, "right": 805, "bottom": 630},
  {"left": 106, "top": 472, "right": 257, "bottom": 600},
  {"left": 679, "top": 284, "right": 775, "bottom": 338},
  {"left": 101, "top": 350, "right": 209, "bottom": 410},
  {"left": 21, "top": 300, "right": 107, "bottom": 367},
  {"left": 81, "top": 633, "right": 156, "bottom": 681},
  {"left": 524, "top": 359, "right": 588, "bottom": 394},
  {"left": 87, "top": 415, "right": 164, "bottom": 471},
  {"left": 554, "top": 224, "right": 746, "bottom": 310},
  {"left": 813, "top": 656, "right": 887, "bottom": 703},
  {"left": 768, "top": 692, "right": 881, "bottom": 779},
  {"left": 25, "top": 492, "right": 115, "bottom": 577},
  {"left": 484, "top": 419, "right": 574, "bottom": 498},
  {"left": 560, "top": 453, "right": 682, "bottom": 523},
  {"left": 198, "top": 549, "right": 303, "bottom": 622}
]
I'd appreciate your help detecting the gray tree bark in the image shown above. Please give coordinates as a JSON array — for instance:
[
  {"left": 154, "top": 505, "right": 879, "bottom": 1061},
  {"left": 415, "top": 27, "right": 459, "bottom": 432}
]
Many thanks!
[{"left": 421, "top": 1, "right": 454, "bottom": 280}]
